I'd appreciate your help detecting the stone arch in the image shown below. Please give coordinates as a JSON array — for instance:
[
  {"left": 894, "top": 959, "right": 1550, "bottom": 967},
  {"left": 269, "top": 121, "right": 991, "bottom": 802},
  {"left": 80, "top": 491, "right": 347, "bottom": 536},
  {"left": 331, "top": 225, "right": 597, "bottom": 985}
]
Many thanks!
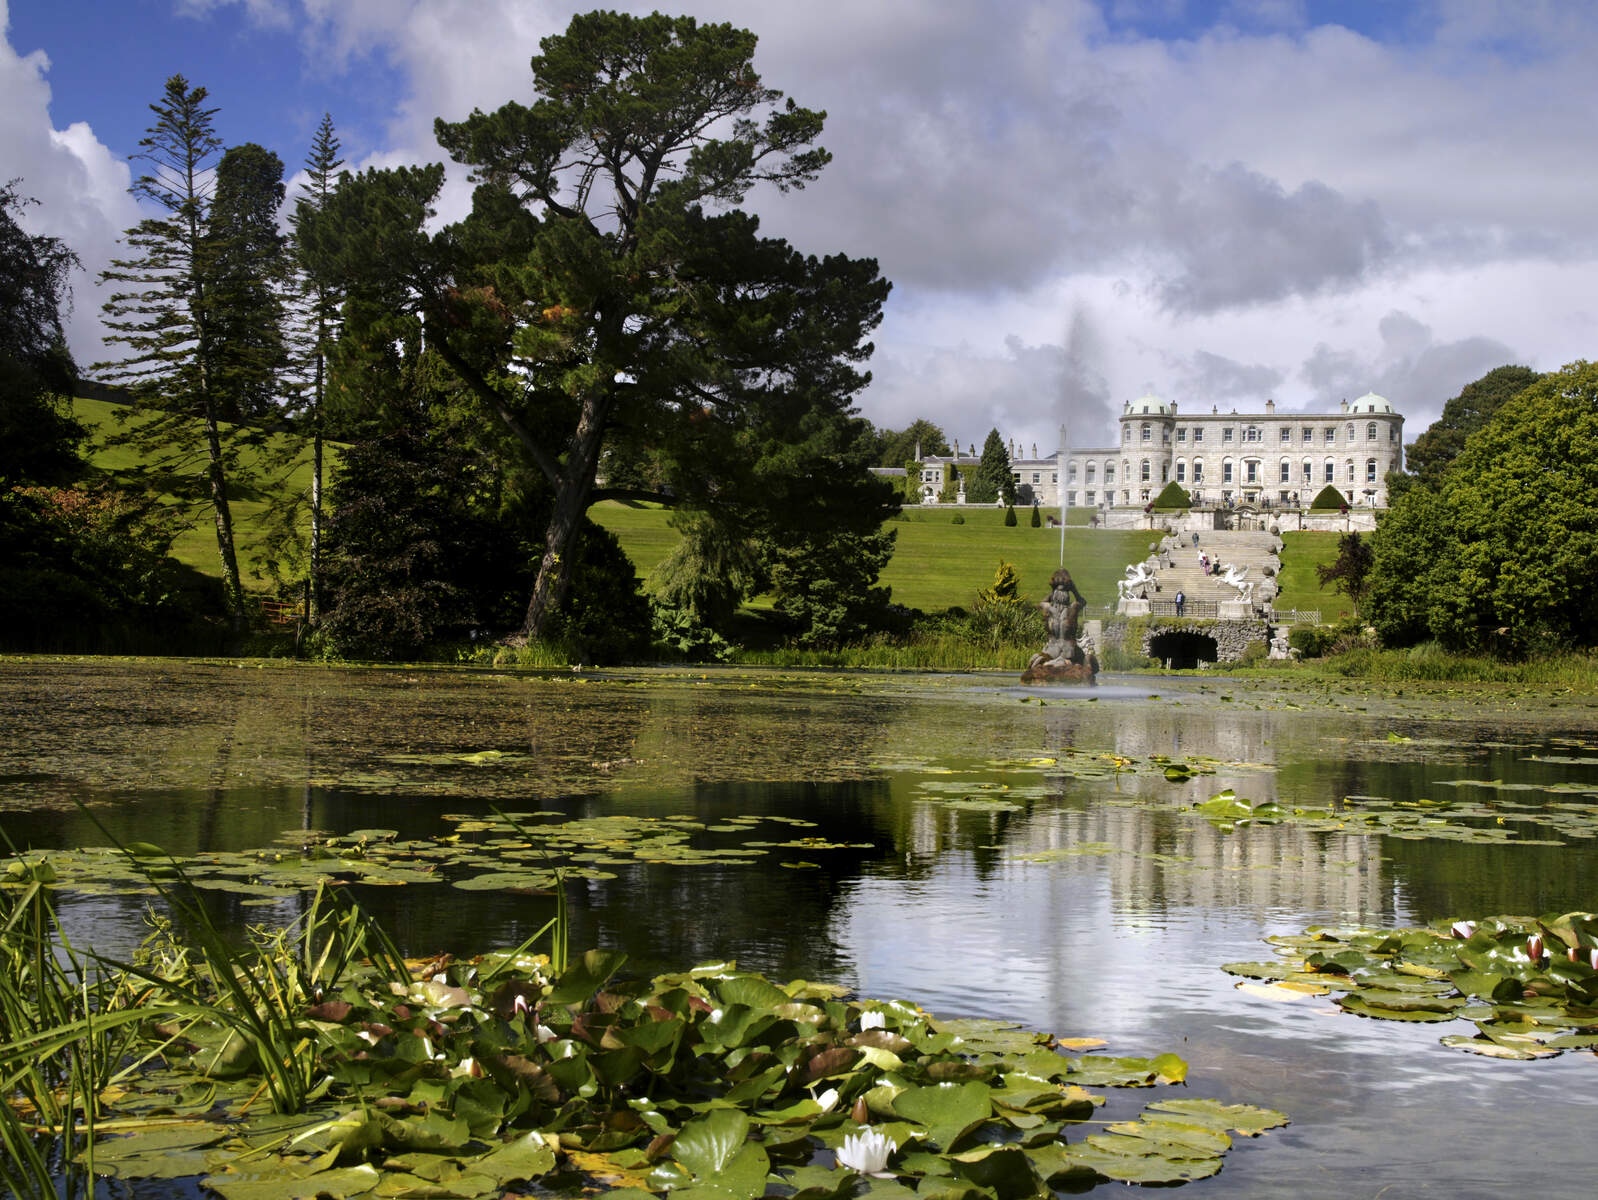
[{"left": 1148, "top": 629, "right": 1219, "bottom": 670}]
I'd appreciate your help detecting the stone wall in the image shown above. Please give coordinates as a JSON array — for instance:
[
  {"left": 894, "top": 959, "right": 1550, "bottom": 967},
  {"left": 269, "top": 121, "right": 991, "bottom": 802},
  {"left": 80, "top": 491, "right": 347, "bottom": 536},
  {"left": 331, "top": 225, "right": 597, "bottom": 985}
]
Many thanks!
[{"left": 1101, "top": 618, "right": 1270, "bottom": 664}]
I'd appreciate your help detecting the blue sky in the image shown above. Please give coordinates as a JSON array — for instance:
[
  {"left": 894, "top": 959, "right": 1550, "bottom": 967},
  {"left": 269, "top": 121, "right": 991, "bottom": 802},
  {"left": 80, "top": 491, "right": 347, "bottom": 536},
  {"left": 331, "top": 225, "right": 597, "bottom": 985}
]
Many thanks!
[{"left": 6, "top": 0, "right": 1597, "bottom": 453}]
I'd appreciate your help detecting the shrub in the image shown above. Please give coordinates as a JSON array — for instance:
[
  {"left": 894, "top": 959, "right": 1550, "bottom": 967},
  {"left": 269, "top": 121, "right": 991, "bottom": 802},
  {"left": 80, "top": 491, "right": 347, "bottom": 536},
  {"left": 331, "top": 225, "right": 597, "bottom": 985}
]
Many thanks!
[
  {"left": 1288, "top": 624, "right": 1333, "bottom": 657},
  {"left": 1004, "top": 505, "right": 1017, "bottom": 527},
  {"left": 1310, "top": 485, "right": 1349, "bottom": 510},
  {"left": 1030, "top": 503, "right": 1041, "bottom": 527},
  {"left": 951, "top": 514, "right": 966, "bottom": 525},
  {"left": 1152, "top": 481, "right": 1191, "bottom": 510}
]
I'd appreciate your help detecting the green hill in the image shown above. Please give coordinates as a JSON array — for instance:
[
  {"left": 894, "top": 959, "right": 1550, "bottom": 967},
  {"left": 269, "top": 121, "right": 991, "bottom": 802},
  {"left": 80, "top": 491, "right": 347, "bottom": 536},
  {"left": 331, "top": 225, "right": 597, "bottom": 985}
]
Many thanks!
[
  {"left": 74, "top": 396, "right": 322, "bottom": 591},
  {"left": 71, "top": 395, "right": 1349, "bottom": 621}
]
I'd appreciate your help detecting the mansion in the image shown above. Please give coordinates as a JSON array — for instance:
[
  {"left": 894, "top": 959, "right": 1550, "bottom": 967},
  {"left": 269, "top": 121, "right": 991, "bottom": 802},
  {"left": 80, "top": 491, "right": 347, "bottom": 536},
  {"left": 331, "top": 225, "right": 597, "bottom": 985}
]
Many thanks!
[{"left": 907, "top": 393, "right": 1404, "bottom": 512}]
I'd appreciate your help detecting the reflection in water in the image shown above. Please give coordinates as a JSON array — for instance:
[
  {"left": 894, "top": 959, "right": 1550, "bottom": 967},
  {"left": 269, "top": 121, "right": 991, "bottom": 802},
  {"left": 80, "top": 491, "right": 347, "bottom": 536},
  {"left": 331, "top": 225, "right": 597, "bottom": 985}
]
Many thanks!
[{"left": 6, "top": 660, "right": 1598, "bottom": 1198}]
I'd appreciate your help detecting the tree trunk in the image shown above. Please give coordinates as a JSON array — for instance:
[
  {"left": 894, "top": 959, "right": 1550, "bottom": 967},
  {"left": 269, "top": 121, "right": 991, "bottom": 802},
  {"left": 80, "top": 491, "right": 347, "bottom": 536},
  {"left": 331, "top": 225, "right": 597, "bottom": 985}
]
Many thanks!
[
  {"left": 202, "top": 409, "right": 247, "bottom": 633},
  {"left": 520, "top": 391, "right": 612, "bottom": 643}
]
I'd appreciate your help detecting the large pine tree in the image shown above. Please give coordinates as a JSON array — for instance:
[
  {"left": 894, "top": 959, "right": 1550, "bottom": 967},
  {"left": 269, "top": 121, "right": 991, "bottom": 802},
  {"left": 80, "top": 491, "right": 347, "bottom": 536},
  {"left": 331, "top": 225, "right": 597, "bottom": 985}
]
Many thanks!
[
  {"left": 289, "top": 114, "right": 345, "bottom": 621},
  {"left": 97, "top": 76, "right": 249, "bottom": 629}
]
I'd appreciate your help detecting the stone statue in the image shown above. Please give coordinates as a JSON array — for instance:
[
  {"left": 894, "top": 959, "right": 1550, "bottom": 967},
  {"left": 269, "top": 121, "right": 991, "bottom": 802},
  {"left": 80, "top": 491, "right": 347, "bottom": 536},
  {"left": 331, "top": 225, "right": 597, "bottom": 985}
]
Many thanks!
[
  {"left": 1022, "top": 568, "right": 1099, "bottom": 685},
  {"left": 1116, "top": 561, "right": 1153, "bottom": 602}
]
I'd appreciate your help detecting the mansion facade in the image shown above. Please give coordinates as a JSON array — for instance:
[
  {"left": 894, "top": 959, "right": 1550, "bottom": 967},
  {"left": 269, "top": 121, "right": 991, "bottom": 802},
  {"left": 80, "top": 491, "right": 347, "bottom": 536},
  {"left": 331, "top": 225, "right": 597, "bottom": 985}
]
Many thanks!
[{"left": 909, "top": 393, "right": 1404, "bottom": 511}]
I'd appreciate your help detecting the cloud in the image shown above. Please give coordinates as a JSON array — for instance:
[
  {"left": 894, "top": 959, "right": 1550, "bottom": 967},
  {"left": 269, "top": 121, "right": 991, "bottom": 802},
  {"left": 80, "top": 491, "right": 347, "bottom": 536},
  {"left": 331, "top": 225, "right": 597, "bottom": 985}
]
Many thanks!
[
  {"left": 1147, "top": 166, "right": 1392, "bottom": 312},
  {"left": 0, "top": 2, "right": 137, "bottom": 367},
  {"left": 1299, "top": 310, "right": 1518, "bottom": 433}
]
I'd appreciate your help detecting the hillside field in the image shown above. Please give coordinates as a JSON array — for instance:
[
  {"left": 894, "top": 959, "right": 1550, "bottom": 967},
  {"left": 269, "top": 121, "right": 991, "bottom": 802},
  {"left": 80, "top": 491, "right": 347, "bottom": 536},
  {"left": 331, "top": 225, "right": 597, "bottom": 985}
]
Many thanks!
[
  {"left": 71, "top": 396, "right": 1348, "bottom": 619},
  {"left": 593, "top": 501, "right": 1349, "bottom": 615}
]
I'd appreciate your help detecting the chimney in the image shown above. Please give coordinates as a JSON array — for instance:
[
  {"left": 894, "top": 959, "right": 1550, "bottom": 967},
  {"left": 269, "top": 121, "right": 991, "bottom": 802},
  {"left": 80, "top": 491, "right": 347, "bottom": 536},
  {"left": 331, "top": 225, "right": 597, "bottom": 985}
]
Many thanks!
[{"left": 1265, "top": 398, "right": 1275, "bottom": 414}]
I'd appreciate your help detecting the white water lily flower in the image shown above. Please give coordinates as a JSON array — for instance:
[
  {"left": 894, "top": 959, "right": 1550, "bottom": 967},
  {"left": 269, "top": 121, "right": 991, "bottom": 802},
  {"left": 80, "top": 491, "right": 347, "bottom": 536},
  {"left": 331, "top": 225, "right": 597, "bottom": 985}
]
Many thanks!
[
  {"left": 837, "top": 1128, "right": 895, "bottom": 1177},
  {"left": 535, "top": 1023, "right": 557, "bottom": 1043},
  {"left": 859, "top": 1011, "right": 886, "bottom": 1031},
  {"left": 813, "top": 1088, "right": 840, "bottom": 1113}
]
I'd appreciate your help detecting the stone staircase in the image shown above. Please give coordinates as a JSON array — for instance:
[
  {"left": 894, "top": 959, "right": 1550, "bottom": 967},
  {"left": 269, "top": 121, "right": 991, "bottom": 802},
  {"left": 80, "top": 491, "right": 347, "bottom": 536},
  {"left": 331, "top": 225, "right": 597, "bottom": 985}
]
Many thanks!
[{"left": 1120, "top": 530, "right": 1282, "bottom": 616}]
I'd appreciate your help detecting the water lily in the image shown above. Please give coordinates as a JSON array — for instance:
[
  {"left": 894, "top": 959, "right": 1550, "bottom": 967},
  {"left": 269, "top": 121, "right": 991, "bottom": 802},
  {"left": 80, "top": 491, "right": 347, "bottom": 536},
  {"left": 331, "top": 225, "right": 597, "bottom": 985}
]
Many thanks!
[
  {"left": 1527, "top": 933, "right": 1545, "bottom": 964},
  {"left": 859, "top": 1010, "right": 886, "bottom": 1031},
  {"left": 837, "top": 1128, "right": 895, "bottom": 1178},
  {"left": 1450, "top": 921, "right": 1476, "bottom": 940},
  {"left": 813, "top": 1087, "right": 840, "bottom": 1113}
]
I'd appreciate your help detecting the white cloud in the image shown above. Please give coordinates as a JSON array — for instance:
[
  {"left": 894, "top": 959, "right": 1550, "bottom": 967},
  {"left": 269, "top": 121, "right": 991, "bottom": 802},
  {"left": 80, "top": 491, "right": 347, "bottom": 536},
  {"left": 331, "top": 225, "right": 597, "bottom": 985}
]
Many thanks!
[
  {"left": 0, "top": 2, "right": 137, "bottom": 368},
  {"left": 7, "top": 0, "right": 1595, "bottom": 456}
]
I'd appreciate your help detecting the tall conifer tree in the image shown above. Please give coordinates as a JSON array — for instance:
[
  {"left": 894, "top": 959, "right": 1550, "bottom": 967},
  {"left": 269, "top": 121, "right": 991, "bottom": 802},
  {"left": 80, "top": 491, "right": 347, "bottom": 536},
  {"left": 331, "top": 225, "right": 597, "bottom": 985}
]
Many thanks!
[
  {"left": 289, "top": 114, "right": 344, "bottom": 621},
  {"left": 97, "top": 75, "right": 247, "bottom": 629}
]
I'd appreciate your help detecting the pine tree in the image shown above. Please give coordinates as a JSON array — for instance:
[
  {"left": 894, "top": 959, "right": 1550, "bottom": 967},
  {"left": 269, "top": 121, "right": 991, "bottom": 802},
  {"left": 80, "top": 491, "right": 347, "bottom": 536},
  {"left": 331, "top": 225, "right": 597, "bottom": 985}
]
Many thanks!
[
  {"left": 97, "top": 76, "right": 248, "bottom": 630},
  {"left": 288, "top": 113, "right": 345, "bottom": 622},
  {"left": 203, "top": 142, "right": 288, "bottom": 421},
  {"left": 970, "top": 429, "right": 1014, "bottom": 505}
]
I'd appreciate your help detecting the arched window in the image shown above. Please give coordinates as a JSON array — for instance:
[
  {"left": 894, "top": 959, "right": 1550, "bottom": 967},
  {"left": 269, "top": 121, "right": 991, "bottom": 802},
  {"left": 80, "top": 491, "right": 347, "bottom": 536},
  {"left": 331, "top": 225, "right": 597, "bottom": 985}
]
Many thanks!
[
  {"left": 1086, "top": 463, "right": 1096, "bottom": 483},
  {"left": 1302, "top": 459, "right": 1312, "bottom": 482},
  {"left": 1366, "top": 422, "right": 1378, "bottom": 441},
  {"left": 1105, "top": 463, "right": 1116, "bottom": 484},
  {"left": 1346, "top": 460, "right": 1355, "bottom": 483},
  {"left": 1141, "top": 423, "right": 1151, "bottom": 442},
  {"left": 1279, "top": 459, "right": 1291, "bottom": 483},
  {"left": 1176, "top": 461, "right": 1186, "bottom": 483},
  {"left": 1192, "top": 459, "right": 1205, "bottom": 483},
  {"left": 1366, "top": 458, "right": 1378, "bottom": 482},
  {"left": 1324, "top": 460, "right": 1335, "bottom": 483},
  {"left": 1245, "top": 460, "right": 1258, "bottom": 483},
  {"left": 1140, "top": 460, "right": 1151, "bottom": 482},
  {"left": 1222, "top": 459, "right": 1234, "bottom": 484}
]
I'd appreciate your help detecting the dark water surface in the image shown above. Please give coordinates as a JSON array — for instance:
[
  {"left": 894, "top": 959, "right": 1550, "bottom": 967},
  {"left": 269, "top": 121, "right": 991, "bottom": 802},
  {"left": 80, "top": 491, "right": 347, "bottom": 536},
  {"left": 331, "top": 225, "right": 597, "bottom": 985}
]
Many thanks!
[{"left": 5, "top": 657, "right": 1598, "bottom": 1199}]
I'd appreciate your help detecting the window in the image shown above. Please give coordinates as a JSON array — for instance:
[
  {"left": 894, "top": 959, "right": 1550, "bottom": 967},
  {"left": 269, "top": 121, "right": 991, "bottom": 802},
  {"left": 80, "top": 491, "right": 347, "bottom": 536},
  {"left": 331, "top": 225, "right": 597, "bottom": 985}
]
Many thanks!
[
  {"left": 1031, "top": 472, "right": 1040, "bottom": 483},
  {"left": 1051, "top": 472, "right": 1058, "bottom": 483},
  {"left": 1302, "top": 460, "right": 1312, "bottom": 482},
  {"left": 1223, "top": 427, "right": 1234, "bottom": 443},
  {"left": 1140, "top": 460, "right": 1151, "bottom": 482},
  {"left": 1141, "top": 423, "right": 1151, "bottom": 442},
  {"left": 1086, "top": 464, "right": 1096, "bottom": 483},
  {"left": 1085, "top": 491, "right": 1095, "bottom": 505},
  {"left": 1347, "top": 424, "right": 1355, "bottom": 442},
  {"left": 1193, "top": 428, "right": 1204, "bottom": 443},
  {"left": 1366, "top": 459, "right": 1378, "bottom": 482},
  {"left": 1192, "top": 460, "right": 1204, "bottom": 482},
  {"left": 1301, "top": 427, "right": 1312, "bottom": 442},
  {"left": 1280, "top": 427, "right": 1292, "bottom": 443},
  {"left": 1245, "top": 460, "right": 1258, "bottom": 483},
  {"left": 1162, "top": 464, "right": 1169, "bottom": 483},
  {"left": 1324, "top": 460, "right": 1335, "bottom": 483},
  {"left": 1366, "top": 422, "right": 1377, "bottom": 441},
  {"left": 1177, "top": 427, "right": 1187, "bottom": 442},
  {"left": 1346, "top": 461, "right": 1355, "bottom": 483},
  {"left": 1122, "top": 426, "right": 1131, "bottom": 443},
  {"left": 1324, "top": 427, "right": 1336, "bottom": 443},
  {"left": 1223, "top": 460, "right": 1234, "bottom": 483},
  {"left": 1280, "top": 460, "right": 1291, "bottom": 483},
  {"left": 1390, "top": 426, "right": 1397, "bottom": 443},
  {"left": 1176, "top": 461, "right": 1186, "bottom": 482},
  {"left": 1245, "top": 425, "right": 1260, "bottom": 443},
  {"left": 1105, "top": 464, "right": 1116, "bottom": 484}
]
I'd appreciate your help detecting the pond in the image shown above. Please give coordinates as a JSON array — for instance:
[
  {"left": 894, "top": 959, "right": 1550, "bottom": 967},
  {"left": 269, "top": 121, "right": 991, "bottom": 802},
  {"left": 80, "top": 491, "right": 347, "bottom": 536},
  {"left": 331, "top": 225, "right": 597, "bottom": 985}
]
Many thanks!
[{"left": 5, "top": 657, "right": 1598, "bottom": 1198}]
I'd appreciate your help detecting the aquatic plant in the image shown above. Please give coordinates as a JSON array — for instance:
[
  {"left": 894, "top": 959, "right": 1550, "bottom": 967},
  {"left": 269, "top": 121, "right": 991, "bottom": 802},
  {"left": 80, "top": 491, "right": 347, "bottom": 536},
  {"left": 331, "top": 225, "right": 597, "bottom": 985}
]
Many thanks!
[
  {"left": 2, "top": 848, "right": 1289, "bottom": 1195},
  {"left": 1226, "top": 912, "right": 1598, "bottom": 1059}
]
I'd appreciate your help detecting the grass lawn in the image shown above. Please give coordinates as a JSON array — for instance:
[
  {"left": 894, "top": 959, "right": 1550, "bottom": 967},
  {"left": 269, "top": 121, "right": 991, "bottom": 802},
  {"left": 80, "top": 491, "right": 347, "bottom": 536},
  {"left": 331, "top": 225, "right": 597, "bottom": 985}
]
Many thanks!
[
  {"left": 592, "top": 501, "right": 1163, "bottom": 614},
  {"left": 74, "top": 397, "right": 323, "bottom": 590},
  {"left": 1277, "top": 531, "right": 1355, "bottom": 621}
]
